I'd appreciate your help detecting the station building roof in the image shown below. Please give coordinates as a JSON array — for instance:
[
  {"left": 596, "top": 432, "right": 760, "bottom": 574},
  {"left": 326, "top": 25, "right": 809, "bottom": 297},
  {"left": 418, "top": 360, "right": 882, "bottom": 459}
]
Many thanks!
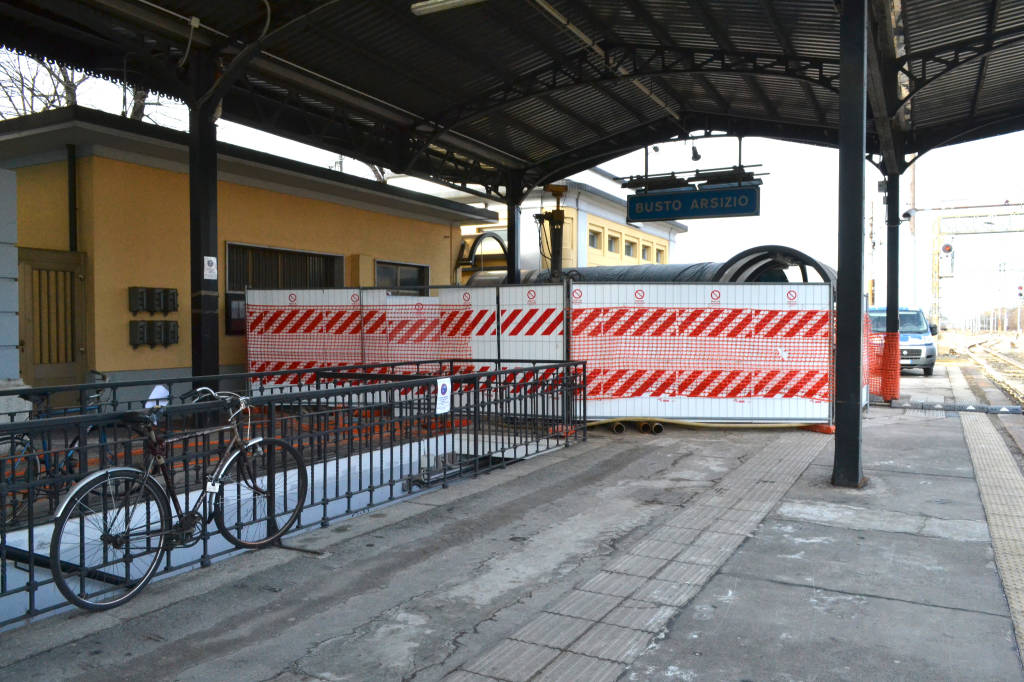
[
  {"left": 1, "top": 1, "right": 1022, "bottom": 193},
  {"left": 0, "top": 107, "right": 499, "bottom": 226}
]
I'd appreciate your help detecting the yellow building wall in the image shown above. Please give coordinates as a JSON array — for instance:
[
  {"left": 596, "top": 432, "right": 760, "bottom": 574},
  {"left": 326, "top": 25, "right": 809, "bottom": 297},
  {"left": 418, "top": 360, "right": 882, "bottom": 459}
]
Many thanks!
[
  {"left": 23, "top": 155, "right": 459, "bottom": 374},
  {"left": 586, "top": 217, "right": 668, "bottom": 266},
  {"left": 457, "top": 204, "right": 669, "bottom": 282},
  {"left": 16, "top": 161, "right": 70, "bottom": 251}
]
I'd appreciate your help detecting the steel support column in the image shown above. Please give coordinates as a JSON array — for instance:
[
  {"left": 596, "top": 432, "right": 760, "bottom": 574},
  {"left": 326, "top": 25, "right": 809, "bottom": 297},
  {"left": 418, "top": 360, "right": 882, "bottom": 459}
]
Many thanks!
[
  {"left": 189, "top": 51, "right": 220, "bottom": 379},
  {"left": 506, "top": 172, "right": 523, "bottom": 284},
  {"left": 833, "top": 0, "right": 868, "bottom": 488},
  {"left": 881, "top": 172, "right": 901, "bottom": 399},
  {"left": 885, "top": 174, "right": 900, "bottom": 327}
]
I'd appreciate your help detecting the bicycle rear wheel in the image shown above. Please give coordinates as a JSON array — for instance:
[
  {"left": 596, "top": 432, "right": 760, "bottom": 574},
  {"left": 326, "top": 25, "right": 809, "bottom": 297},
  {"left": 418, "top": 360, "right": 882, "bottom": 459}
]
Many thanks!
[
  {"left": 215, "top": 438, "right": 307, "bottom": 549},
  {"left": 50, "top": 470, "right": 170, "bottom": 611},
  {"left": 2, "top": 439, "right": 38, "bottom": 526}
]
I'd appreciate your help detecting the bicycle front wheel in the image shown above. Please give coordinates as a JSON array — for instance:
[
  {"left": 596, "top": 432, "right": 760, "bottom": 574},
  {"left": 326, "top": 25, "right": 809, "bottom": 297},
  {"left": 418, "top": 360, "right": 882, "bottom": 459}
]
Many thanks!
[
  {"left": 215, "top": 438, "right": 307, "bottom": 549},
  {"left": 50, "top": 470, "right": 170, "bottom": 611}
]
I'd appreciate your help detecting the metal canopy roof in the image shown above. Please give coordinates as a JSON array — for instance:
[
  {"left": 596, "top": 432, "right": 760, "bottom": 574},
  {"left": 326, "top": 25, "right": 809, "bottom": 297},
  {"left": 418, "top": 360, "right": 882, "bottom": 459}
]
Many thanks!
[{"left": 2, "top": 0, "right": 1023, "bottom": 195}]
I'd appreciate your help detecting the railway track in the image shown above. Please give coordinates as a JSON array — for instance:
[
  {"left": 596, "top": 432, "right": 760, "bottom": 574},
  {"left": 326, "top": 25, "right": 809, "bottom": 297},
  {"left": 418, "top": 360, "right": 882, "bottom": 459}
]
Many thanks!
[{"left": 967, "top": 336, "right": 1024, "bottom": 405}]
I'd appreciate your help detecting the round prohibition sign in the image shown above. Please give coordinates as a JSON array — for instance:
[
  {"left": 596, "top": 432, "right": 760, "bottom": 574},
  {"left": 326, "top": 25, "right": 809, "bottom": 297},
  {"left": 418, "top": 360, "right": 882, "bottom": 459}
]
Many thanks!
[
  {"left": 786, "top": 289, "right": 798, "bottom": 301},
  {"left": 350, "top": 293, "right": 360, "bottom": 304},
  {"left": 527, "top": 289, "right": 537, "bottom": 301},
  {"left": 633, "top": 289, "right": 646, "bottom": 301},
  {"left": 415, "top": 302, "right": 424, "bottom": 311},
  {"left": 462, "top": 292, "right": 472, "bottom": 302},
  {"left": 710, "top": 289, "right": 721, "bottom": 302},
  {"left": 571, "top": 288, "right": 583, "bottom": 300},
  {"left": 288, "top": 293, "right": 297, "bottom": 304}
]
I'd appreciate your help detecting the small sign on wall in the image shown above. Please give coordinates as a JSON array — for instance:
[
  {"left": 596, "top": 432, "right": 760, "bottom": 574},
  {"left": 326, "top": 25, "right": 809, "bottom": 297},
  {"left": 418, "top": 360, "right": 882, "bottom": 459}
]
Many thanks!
[{"left": 203, "top": 256, "right": 218, "bottom": 280}]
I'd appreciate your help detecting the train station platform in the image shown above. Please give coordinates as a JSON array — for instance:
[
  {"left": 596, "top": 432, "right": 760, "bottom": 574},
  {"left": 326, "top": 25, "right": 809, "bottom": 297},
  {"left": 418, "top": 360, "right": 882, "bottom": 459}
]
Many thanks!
[{"left": 2, "top": 363, "right": 1024, "bottom": 680}]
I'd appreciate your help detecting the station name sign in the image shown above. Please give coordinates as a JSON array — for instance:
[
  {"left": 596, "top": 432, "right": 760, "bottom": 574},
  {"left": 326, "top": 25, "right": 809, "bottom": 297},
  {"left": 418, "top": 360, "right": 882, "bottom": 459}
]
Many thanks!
[{"left": 627, "top": 186, "right": 760, "bottom": 221}]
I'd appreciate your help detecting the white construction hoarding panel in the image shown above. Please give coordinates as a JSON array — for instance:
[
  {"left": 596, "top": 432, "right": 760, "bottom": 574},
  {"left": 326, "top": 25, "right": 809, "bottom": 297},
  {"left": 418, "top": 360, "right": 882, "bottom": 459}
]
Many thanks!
[
  {"left": 499, "top": 285, "right": 565, "bottom": 363},
  {"left": 439, "top": 287, "right": 498, "bottom": 374},
  {"left": 571, "top": 282, "right": 832, "bottom": 422},
  {"left": 246, "top": 289, "right": 363, "bottom": 385}
]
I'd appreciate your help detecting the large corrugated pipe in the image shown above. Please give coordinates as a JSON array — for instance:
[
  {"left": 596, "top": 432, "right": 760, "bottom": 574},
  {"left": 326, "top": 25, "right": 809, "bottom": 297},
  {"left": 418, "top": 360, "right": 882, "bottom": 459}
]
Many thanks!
[
  {"left": 610, "top": 422, "right": 626, "bottom": 434},
  {"left": 650, "top": 422, "right": 664, "bottom": 435},
  {"left": 638, "top": 421, "right": 651, "bottom": 433}
]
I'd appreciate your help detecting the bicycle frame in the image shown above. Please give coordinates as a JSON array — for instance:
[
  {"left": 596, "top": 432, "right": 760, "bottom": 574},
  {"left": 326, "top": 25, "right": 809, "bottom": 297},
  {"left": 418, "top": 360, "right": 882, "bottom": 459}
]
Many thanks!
[{"left": 55, "top": 411, "right": 259, "bottom": 527}]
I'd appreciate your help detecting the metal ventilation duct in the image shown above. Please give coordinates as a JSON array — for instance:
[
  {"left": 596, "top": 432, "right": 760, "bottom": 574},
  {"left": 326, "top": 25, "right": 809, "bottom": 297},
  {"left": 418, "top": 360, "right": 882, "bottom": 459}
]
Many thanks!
[{"left": 466, "top": 245, "right": 834, "bottom": 286}]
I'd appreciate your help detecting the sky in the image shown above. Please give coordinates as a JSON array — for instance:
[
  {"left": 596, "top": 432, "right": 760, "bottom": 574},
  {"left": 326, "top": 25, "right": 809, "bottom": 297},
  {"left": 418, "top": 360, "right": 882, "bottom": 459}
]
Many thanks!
[{"left": 72, "top": 75, "right": 1023, "bottom": 323}]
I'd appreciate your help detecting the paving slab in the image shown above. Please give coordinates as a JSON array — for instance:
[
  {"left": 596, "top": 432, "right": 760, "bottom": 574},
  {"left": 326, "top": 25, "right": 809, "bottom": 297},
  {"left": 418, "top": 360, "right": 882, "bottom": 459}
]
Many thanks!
[
  {"left": 724, "top": 517, "right": 1004, "bottom": 614},
  {"left": 631, "top": 572, "right": 1020, "bottom": 682}
]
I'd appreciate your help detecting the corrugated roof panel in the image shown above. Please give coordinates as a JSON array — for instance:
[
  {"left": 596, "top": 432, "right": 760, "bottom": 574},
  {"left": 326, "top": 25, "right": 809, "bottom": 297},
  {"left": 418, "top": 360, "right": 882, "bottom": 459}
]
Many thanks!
[
  {"left": 711, "top": 0, "right": 788, "bottom": 53},
  {"left": 5, "top": 0, "right": 1024, "bottom": 180},
  {"left": 995, "top": 1, "right": 1024, "bottom": 32},
  {"left": 771, "top": 1, "right": 840, "bottom": 59},
  {"left": 910, "top": 65, "right": 981, "bottom": 127},
  {"left": 903, "top": 0, "right": 992, "bottom": 54},
  {"left": 975, "top": 48, "right": 1024, "bottom": 114}
]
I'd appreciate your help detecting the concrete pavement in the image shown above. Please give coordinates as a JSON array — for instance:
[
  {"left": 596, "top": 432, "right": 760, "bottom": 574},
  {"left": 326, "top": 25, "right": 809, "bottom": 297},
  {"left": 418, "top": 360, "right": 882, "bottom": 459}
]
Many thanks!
[{"left": 2, "top": 362, "right": 1023, "bottom": 681}]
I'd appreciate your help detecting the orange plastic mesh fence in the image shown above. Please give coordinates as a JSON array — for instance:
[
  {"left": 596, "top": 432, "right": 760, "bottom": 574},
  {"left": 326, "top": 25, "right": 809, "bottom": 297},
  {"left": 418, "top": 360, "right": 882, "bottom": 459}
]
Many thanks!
[
  {"left": 246, "top": 303, "right": 494, "bottom": 385},
  {"left": 571, "top": 306, "right": 832, "bottom": 400},
  {"left": 865, "top": 325, "right": 901, "bottom": 401}
]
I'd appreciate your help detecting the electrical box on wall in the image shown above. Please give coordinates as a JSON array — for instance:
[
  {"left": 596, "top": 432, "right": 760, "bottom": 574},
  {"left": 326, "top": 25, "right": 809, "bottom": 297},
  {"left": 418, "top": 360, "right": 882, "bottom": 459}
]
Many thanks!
[
  {"left": 149, "top": 319, "right": 166, "bottom": 346},
  {"left": 129, "top": 320, "right": 180, "bottom": 348},
  {"left": 129, "top": 320, "right": 148, "bottom": 347},
  {"left": 147, "top": 288, "right": 165, "bottom": 314},
  {"left": 129, "top": 287, "right": 148, "bottom": 314},
  {"left": 164, "top": 289, "right": 179, "bottom": 313},
  {"left": 129, "top": 287, "right": 179, "bottom": 314},
  {"left": 225, "top": 292, "right": 246, "bottom": 335}
]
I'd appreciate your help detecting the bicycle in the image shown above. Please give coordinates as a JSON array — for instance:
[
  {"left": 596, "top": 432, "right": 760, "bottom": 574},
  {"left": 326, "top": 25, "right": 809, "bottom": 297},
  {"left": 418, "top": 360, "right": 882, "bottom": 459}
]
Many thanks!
[
  {"left": 49, "top": 387, "right": 308, "bottom": 611},
  {"left": 1, "top": 375, "right": 112, "bottom": 526}
]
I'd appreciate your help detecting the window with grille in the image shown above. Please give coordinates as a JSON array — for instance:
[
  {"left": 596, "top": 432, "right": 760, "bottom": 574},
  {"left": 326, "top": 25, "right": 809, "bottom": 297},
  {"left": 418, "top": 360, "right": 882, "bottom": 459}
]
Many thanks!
[
  {"left": 226, "top": 243, "right": 344, "bottom": 334},
  {"left": 376, "top": 260, "right": 429, "bottom": 295},
  {"left": 227, "top": 243, "right": 344, "bottom": 292}
]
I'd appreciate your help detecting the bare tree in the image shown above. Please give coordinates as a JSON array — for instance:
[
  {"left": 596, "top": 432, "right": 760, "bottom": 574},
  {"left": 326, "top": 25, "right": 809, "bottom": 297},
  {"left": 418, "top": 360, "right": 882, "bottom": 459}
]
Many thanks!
[
  {"left": 0, "top": 50, "right": 89, "bottom": 119},
  {"left": 0, "top": 49, "right": 160, "bottom": 123}
]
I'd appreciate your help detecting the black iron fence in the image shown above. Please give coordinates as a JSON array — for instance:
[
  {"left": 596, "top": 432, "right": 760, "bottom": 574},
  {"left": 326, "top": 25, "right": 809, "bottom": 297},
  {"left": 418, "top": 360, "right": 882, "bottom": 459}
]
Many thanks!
[{"left": 0, "top": 360, "right": 585, "bottom": 626}]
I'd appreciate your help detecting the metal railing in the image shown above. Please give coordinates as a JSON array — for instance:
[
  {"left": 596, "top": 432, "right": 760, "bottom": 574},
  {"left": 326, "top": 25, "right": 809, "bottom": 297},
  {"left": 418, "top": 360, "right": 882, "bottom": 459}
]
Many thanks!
[
  {"left": 0, "top": 359, "right": 537, "bottom": 422},
  {"left": 0, "top": 360, "right": 585, "bottom": 627}
]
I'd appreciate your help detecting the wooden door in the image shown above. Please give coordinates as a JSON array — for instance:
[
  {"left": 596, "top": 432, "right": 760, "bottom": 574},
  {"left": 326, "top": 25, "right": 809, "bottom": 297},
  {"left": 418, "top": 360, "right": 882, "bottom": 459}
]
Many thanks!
[{"left": 18, "top": 248, "right": 86, "bottom": 387}]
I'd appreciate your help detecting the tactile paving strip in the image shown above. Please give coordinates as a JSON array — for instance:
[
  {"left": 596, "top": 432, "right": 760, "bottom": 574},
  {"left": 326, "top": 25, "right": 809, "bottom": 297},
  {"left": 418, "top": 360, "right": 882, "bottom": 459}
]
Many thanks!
[
  {"left": 448, "top": 430, "right": 830, "bottom": 681},
  {"left": 961, "top": 412, "right": 1024, "bottom": 649}
]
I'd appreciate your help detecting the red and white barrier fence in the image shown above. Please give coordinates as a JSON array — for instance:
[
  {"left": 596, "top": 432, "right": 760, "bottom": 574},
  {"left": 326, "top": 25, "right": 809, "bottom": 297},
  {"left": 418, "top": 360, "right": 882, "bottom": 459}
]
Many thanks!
[{"left": 246, "top": 283, "right": 834, "bottom": 423}]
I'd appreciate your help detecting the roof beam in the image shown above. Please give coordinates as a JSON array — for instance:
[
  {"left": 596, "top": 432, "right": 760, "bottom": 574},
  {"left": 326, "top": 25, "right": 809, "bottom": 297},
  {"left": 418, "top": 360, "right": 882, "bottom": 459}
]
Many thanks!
[
  {"left": 867, "top": 0, "right": 902, "bottom": 174},
  {"left": 435, "top": 45, "right": 836, "bottom": 131},
  {"left": 969, "top": 0, "right": 1000, "bottom": 122},
  {"left": 617, "top": 0, "right": 727, "bottom": 116},
  {"left": 479, "top": 5, "right": 610, "bottom": 139},
  {"left": 897, "top": 25, "right": 1024, "bottom": 115},
  {"left": 528, "top": 112, "right": 840, "bottom": 188},
  {"left": 686, "top": 0, "right": 778, "bottom": 119},
  {"left": 756, "top": 0, "right": 826, "bottom": 125},
  {"left": 523, "top": 1, "right": 651, "bottom": 123}
]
